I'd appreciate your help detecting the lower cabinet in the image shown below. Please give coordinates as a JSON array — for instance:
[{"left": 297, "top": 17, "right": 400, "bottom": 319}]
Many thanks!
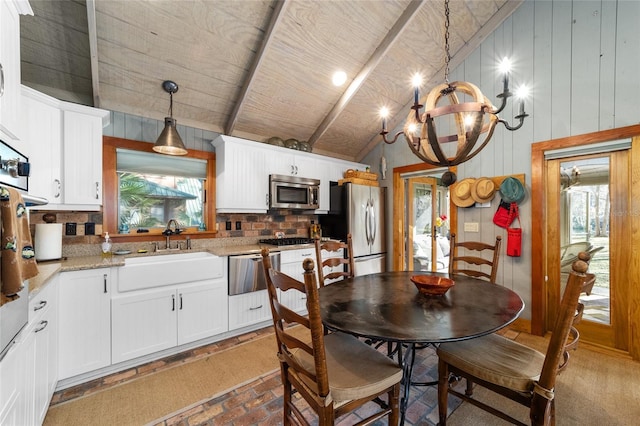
[
  {"left": 111, "top": 279, "right": 228, "bottom": 364},
  {"left": 58, "top": 268, "right": 112, "bottom": 380},
  {"left": 0, "top": 275, "right": 58, "bottom": 426},
  {"left": 30, "top": 276, "right": 59, "bottom": 425},
  {"left": 228, "top": 290, "right": 271, "bottom": 330}
]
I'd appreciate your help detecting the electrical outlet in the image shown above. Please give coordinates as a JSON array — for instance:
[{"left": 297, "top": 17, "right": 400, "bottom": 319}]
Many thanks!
[
  {"left": 84, "top": 222, "right": 95, "bottom": 235},
  {"left": 65, "top": 222, "right": 77, "bottom": 236},
  {"left": 235, "top": 221, "right": 242, "bottom": 230},
  {"left": 225, "top": 221, "right": 232, "bottom": 231},
  {"left": 464, "top": 222, "right": 479, "bottom": 232}
]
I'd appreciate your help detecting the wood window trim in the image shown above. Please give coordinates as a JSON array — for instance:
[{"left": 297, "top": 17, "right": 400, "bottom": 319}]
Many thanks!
[{"left": 102, "top": 136, "right": 216, "bottom": 242}]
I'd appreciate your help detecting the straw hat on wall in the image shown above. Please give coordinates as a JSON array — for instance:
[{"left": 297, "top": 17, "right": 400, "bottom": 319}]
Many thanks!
[
  {"left": 451, "top": 178, "right": 476, "bottom": 207},
  {"left": 471, "top": 177, "right": 497, "bottom": 203}
]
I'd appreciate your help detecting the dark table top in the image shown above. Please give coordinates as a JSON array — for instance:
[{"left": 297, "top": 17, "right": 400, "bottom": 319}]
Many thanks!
[{"left": 319, "top": 271, "right": 524, "bottom": 344}]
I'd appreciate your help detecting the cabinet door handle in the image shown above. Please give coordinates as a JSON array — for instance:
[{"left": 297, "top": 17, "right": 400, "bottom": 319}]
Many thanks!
[
  {"left": 95, "top": 182, "right": 99, "bottom": 199},
  {"left": 249, "top": 305, "right": 263, "bottom": 311},
  {"left": 103, "top": 274, "right": 108, "bottom": 293},
  {"left": 33, "top": 300, "right": 47, "bottom": 311},
  {"left": 172, "top": 294, "right": 175, "bottom": 311},
  {"left": 54, "top": 179, "right": 61, "bottom": 198},
  {"left": 179, "top": 294, "right": 183, "bottom": 310},
  {"left": 35, "top": 320, "right": 48, "bottom": 333},
  {"left": 0, "top": 63, "right": 4, "bottom": 97}
]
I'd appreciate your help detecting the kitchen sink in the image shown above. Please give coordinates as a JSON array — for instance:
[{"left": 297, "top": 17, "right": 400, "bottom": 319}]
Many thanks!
[
  {"left": 119, "top": 251, "right": 225, "bottom": 292},
  {"left": 124, "top": 251, "right": 215, "bottom": 265}
]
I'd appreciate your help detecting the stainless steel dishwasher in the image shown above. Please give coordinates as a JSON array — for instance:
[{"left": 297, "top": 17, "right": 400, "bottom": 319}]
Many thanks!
[{"left": 228, "top": 251, "right": 281, "bottom": 295}]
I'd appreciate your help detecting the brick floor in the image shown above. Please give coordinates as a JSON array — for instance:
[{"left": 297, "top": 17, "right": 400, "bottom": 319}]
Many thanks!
[{"left": 51, "top": 326, "right": 519, "bottom": 425}]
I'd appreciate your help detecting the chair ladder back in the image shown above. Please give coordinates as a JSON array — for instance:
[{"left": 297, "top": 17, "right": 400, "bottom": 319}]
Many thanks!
[
  {"left": 261, "top": 249, "right": 331, "bottom": 398},
  {"left": 315, "top": 234, "right": 355, "bottom": 287},
  {"left": 531, "top": 255, "right": 589, "bottom": 423},
  {"left": 449, "top": 234, "right": 502, "bottom": 283}
]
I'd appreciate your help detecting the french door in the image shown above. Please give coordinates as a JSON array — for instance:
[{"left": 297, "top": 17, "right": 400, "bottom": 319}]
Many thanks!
[
  {"left": 544, "top": 150, "right": 630, "bottom": 350},
  {"left": 405, "top": 176, "right": 450, "bottom": 272}
]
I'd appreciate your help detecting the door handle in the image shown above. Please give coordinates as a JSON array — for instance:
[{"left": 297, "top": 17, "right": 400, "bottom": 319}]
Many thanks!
[{"left": 172, "top": 294, "right": 175, "bottom": 311}]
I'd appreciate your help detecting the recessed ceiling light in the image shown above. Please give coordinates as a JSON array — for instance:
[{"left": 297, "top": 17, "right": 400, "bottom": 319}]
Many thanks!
[{"left": 332, "top": 71, "right": 347, "bottom": 86}]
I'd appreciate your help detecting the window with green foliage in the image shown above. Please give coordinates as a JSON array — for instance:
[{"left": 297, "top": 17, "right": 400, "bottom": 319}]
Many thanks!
[
  {"left": 116, "top": 149, "right": 206, "bottom": 232},
  {"left": 103, "top": 137, "right": 215, "bottom": 237}
]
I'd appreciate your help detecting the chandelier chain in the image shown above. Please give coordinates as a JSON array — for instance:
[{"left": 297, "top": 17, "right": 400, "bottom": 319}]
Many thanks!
[{"left": 444, "top": 0, "right": 450, "bottom": 84}]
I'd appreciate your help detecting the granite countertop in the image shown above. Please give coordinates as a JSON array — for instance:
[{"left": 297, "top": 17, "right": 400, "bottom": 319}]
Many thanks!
[{"left": 28, "top": 243, "right": 318, "bottom": 298}]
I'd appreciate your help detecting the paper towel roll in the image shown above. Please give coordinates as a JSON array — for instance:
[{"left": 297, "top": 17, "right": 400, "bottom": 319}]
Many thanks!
[{"left": 35, "top": 223, "right": 63, "bottom": 261}]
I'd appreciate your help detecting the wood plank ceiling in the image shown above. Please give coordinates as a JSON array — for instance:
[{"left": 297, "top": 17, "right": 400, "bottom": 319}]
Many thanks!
[{"left": 20, "top": 0, "right": 522, "bottom": 161}]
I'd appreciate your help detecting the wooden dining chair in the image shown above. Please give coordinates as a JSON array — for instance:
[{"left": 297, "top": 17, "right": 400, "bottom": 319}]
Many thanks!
[
  {"left": 314, "top": 233, "right": 355, "bottom": 287},
  {"left": 260, "top": 248, "right": 402, "bottom": 426},
  {"left": 436, "top": 254, "right": 590, "bottom": 426},
  {"left": 448, "top": 233, "right": 502, "bottom": 283}
]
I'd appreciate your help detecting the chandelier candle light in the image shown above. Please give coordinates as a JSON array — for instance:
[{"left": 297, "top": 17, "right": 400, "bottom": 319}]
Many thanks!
[{"left": 380, "top": 0, "right": 529, "bottom": 168}]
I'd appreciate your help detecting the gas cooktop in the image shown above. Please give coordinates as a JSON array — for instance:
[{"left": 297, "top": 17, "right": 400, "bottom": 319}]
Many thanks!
[{"left": 259, "top": 237, "right": 315, "bottom": 246}]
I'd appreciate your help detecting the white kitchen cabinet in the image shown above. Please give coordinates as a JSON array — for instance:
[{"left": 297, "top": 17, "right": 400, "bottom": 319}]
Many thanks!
[
  {"left": 266, "top": 149, "right": 320, "bottom": 179},
  {"left": 0, "top": 276, "right": 58, "bottom": 426},
  {"left": 212, "top": 135, "right": 269, "bottom": 213},
  {"left": 23, "top": 88, "right": 110, "bottom": 211},
  {"left": 211, "top": 135, "right": 369, "bottom": 214},
  {"left": 61, "top": 107, "right": 109, "bottom": 208},
  {"left": 111, "top": 287, "right": 177, "bottom": 363},
  {"left": 279, "top": 247, "right": 315, "bottom": 314},
  {"left": 178, "top": 281, "right": 228, "bottom": 344},
  {"left": 21, "top": 86, "right": 63, "bottom": 204},
  {"left": 27, "top": 276, "right": 59, "bottom": 425},
  {"left": 0, "top": 0, "right": 32, "bottom": 141},
  {"left": 58, "top": 268, "right": 112, "bottom": 380},
  {"left": 228, "top": 290, "right": 271, "bottom": 330},
  {"left": 111, "top": 279, "right": 228, "bottom": 364},
  {"left": 0, "top": 326, "right": 26, "bottom": 425}
]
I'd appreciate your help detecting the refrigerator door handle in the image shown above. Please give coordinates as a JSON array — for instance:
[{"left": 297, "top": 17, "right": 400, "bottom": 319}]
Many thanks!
[
  {"left": 369, "top": 200, "right": 376, "bottom": 245},
  {"left": 364, "top": 200, "right": 371, "bottom": 245}
]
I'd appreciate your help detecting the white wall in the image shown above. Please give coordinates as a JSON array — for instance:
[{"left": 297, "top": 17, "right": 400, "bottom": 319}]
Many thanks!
[{"left": 363, "top": 0, "right": 640, "bottom": 319}]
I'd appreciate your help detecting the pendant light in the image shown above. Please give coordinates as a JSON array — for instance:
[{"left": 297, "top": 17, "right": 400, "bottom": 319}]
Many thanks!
[{"left": 154, "top": 80, "right": 187, "bottom": 156}]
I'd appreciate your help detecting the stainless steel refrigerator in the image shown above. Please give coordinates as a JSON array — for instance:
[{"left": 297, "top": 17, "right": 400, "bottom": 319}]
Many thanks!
[{"left": 319, "top": 182, "right": 386, "bottom": 276}]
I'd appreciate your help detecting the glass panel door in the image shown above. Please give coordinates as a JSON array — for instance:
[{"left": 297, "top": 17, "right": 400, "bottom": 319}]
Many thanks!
[
  {"left": 547, "top": 149, "right": 630, "bottom": 351},
  {"left": 559, "top": 158, "right": 610, "bottom": 324},
  {"left": 406, "top": 176, "right": 450, "bottom": 272}
]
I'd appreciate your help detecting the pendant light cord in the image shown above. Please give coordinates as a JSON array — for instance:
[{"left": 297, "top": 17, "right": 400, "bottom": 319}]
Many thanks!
[{"left": 444, "top": 0, "right": 450, "bottom": 84}]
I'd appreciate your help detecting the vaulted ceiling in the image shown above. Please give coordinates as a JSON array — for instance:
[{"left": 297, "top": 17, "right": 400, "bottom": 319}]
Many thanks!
[{"left": 20, "top": 0, "right": 522, "bottom": 161}]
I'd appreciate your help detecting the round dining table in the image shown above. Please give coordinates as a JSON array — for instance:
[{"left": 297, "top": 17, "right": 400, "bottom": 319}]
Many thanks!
[{"left": 318, "top": 271, "right": 524, "bottom": 424}]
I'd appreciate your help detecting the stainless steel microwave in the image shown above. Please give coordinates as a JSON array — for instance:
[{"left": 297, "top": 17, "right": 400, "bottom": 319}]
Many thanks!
[{"left": 269, "top": 174, "right": 320, "bottom": 210}]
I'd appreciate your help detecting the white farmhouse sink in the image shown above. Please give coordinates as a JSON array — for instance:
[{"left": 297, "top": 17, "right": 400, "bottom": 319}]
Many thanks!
[{"left": 119, "top": 251, "right": 226, "bottom": 292}]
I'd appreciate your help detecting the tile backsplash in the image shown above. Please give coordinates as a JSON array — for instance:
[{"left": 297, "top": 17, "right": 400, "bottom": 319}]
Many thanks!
[{"left": 29, "top": 210, "right": 318, "bottom": 246}]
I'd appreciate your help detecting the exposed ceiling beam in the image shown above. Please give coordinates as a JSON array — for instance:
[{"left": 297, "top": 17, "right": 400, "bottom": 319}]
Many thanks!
[
  {"left": 356, "top": 0, "right": 525, "bottom": 161},
  {"left": 225, "top": 0, "right": 289, "bottom": 136},
  {"left": 307, "top": 0, "right": 425, "bottom": 147},
  {"left": 86, "top": 0, "right": 100, "bottom": 107}
]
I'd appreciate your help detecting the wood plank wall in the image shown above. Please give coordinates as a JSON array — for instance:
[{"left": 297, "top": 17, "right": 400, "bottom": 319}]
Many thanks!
[{"left": 364, "top": 0, "right": 640, "bottom": 321}]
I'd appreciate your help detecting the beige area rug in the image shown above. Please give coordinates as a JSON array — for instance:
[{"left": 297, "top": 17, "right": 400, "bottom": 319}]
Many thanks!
[
  {"left": 43, "top": 328, "right": 303, "bottom": 426},
  {"left": 447, "top": 333, "right": 640, "bottom": 425}
]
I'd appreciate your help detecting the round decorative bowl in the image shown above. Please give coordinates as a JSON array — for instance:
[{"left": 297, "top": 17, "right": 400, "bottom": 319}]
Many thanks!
[
  {"left": 284, "top": 138, "right": 299, "bottom": 149},
  {"left": 410, "top": 275, "right": 455, "bottom": 296},
  {"left": 267, "top": 136, "right": 284, "bottom": 147}
]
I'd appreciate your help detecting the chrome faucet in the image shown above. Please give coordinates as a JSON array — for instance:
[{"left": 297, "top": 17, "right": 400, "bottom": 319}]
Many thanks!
[{"left": 160, "top": 219, "right": 183, "bottom": 250}]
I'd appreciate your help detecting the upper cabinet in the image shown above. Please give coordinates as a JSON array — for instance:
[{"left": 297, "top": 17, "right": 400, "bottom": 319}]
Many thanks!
[
  {"left": 0, "top": 0, "right": 32, "bottom": 141},
  {"left": 211, "top": 135, "right": 367, "bottom": 214},
  {"left": 21, "top": 86, "right": 110, "bottom": 210},
  {"left": 61, "top": 105, "right": 109, "bottom": 207},
  {"left": 212, "top": 135, "right": 270, "bottom": 213}
]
